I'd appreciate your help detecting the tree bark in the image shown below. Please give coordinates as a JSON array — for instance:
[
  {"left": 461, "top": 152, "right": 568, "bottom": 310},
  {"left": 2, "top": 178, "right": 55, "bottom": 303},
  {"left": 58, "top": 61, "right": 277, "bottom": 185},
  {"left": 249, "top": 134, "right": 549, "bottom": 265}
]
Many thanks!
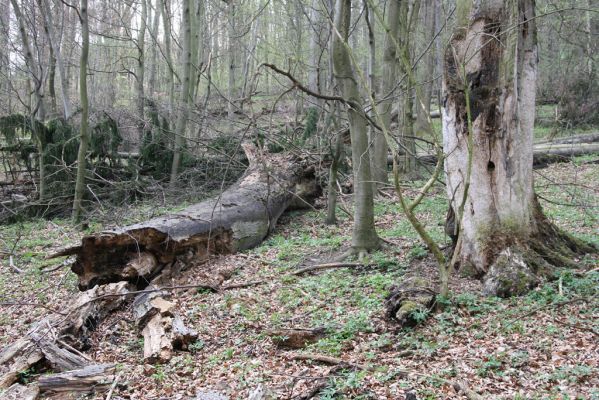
[
  {"left": 136, "top": 0, "right": 147, "bottom": 136},
  {"left": 10, "top": 0, "right": 47, "bottom": 200},
  {"left": 442, "top": 0, "right": 595, "bottom": 297},
  {"left": 332, "top": 0, "right": 379, "bottom": 252},
  {"left": 169, "top": 0, "right": 193, "bottom": 185},
  {"left": 373, "top": 0, "right": 400, "bottom": 186},
  {"left": 37, "top": 0, "right": 72, "bottom": 119},
  {"left": 72, "top": 0, "right": 90, "bottom": 222}
]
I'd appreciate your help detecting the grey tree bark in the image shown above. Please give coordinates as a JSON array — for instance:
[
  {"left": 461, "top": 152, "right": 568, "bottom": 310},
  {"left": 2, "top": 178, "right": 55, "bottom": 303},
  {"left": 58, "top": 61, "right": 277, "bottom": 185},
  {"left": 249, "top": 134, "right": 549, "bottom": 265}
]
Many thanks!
[
  {"left": 161, "top": 0, "right": 175, "bottom": 118},
  {"left": 397, "top": 0, "right": 419, "bottom": 177},
  {"left": 136, "top": 0, "right": 147, "bottom": 134},
  {"left": 169, "top": 0, "right": 193, "bottom": 185},
  {"left": 148, "top": 0, "right": 160, "bottom": 97},
  {"left": 72, "top": 0, "right": 90, "bottom": 222},
  {"left": 37, "top": 0, "right": 72, "bottom": 119},
  {"left": 11, "top": 0, "right": 47, "bottom": 199},
  {"left": 332, "top": 0, "right": 379, "bottom": 253},
  {"left": 373, "top": 0, "right": 401, "bottom": 186}
]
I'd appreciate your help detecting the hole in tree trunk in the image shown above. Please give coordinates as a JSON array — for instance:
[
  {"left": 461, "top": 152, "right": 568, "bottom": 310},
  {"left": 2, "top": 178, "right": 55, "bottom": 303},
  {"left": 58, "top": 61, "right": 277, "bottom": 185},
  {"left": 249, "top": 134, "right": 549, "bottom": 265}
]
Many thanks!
[{"left": 487, "top": 161, "right": 495, "bottom": 172}]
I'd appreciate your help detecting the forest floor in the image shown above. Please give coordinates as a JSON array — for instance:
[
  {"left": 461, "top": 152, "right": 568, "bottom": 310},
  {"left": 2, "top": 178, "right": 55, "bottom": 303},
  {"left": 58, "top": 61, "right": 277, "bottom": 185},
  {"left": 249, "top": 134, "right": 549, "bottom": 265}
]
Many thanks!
[{"left": 0, "top": 158, "right": 597, "bottom": 400}]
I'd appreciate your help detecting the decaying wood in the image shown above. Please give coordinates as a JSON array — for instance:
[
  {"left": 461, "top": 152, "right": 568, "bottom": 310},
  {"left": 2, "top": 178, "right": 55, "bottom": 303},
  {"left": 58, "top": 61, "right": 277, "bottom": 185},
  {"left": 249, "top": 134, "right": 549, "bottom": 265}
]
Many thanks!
[
  {"left": 535, "top": 132, "right": 599, "bottom": 146},
  {"left": 290, "top": 263, "right": 362, "bottom": 276},
  {"left": 289, "top": 353, "right": 369, "bottom": 371},
  {"left": 132, "top": 287, "right": 198, "bottom": 363},
  {"left": 37, "top": 364, "right": 117, "bottom": 393},
  {"left": 266, "top": 327, "right": 326, "bottom": 349},
  {"left": 385, "top": 277, "right": 437, "bottom": 327},
  {"left": 52, "top": 146, "right": 320, "bottom": 290},
  {"left": 0, "top": 383, "right": 39, "bottom": 400},
  {"left": 0, "top": 282, "right": 131, "bottom": 389}
]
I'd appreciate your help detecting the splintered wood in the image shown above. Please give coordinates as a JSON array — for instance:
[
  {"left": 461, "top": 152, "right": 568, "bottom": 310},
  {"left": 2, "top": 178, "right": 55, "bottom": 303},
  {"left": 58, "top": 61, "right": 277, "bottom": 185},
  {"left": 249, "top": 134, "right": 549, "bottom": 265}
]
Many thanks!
[{"left": 133, "top": 289, "right": 197, "bottom": 363}]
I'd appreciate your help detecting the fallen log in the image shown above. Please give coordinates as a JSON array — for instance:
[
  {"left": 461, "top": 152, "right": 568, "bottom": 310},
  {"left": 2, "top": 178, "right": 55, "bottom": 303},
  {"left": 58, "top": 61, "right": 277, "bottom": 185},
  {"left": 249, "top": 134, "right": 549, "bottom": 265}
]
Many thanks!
[
  {"left": 534, "top": 132, "right": 599, "bottom": 146},
  {"left": 37, "top": 364, "right": 117, "bottom": 394},
  {"left": 387, "top": 142, "right": 599, "bottom": 168},
  {"left": 53, "top": 145, "right": 320, "bottom": 290}
]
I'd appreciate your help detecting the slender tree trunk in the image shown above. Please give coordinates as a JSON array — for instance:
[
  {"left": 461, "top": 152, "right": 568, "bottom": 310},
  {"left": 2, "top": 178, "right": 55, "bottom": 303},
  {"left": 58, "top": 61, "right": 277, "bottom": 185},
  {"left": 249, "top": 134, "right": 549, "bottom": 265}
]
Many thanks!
[
  {"left": 148, "top": 0, "right": 160, "bottom": 97},
  {"left": 397, "top": 0, "right": 419, "bottom": 177},
  {"left": 332, "top": 0, "right": 379, "bottom": 253},
  {"left": 308, "top": 0, "right": 321, "bottom": 103},
  {"left": 373, "top": 0, "right": 400, "bottom": 186},
  {"left": 38, "top": 0, "right": 72, "bottom": 119},
  {"left": 169, "top": 0, "right": 193, "bottom": 185},
  {"left": 227, "top": 0, "right": 236, "bottom": 118},
  {"left": 415, "top": 0, "right": 435, "bottom": 136},
  {"left": 48, "top": 49, "right": 57, "bottom": 114},
  {"left": 0, "top": 0, "right": 9, "bottom": 114},
  {"left": 325, "top": 123, "right": 343, "bottom": 225},
  {"left": 161, "top": 0, "right": 174, "bottom": 118},
  {"left": 136, "top": 0, "right": 147, "bottom": 135},
  {"left": 72, "top": 0, "right": 90, "bottom": 223},
  {"left": 443, "top": 0, "right": 594, "bottom": 297},
  {"left": 11, "top": 0, "right": 47, "bottom": 199}
]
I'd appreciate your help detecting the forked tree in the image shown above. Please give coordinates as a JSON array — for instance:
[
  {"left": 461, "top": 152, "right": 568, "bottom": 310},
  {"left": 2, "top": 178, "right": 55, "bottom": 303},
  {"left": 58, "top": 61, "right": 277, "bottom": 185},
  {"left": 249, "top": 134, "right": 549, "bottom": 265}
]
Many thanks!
[{"left": 443, "top": 0, "right": 595, "bottom": 296}]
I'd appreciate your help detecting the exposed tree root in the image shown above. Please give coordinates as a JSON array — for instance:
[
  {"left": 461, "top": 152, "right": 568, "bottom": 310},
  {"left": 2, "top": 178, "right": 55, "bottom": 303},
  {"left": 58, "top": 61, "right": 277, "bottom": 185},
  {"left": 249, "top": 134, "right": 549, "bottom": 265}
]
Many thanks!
[{"left": 481, "top": 199, "right": 597, "bottom": 297}]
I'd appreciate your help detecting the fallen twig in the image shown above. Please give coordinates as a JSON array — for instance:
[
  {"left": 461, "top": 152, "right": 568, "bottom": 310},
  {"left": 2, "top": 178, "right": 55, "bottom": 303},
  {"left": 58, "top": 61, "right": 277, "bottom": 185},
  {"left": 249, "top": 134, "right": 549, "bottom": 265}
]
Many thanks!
[
  {"left": 290, "top": 263, "right": 363, "bottom": 276},
  {"left": 288, "top": 353, "right": 370, "bottom": 371},
  {"left": 105, "top": 370, "right": 123, "bottom": 400}
]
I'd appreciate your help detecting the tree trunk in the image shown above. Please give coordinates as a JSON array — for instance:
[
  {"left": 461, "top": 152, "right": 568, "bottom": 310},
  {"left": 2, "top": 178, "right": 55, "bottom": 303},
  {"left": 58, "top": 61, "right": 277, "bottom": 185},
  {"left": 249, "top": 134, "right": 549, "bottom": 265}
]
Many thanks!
[
  {"left": 397, "top": 0, "right": 419, "bottom": 177},
  {"left": 442, "top": 0, "right": 595, "bottom": 297},
  {"left": 332, "top": 0, "right": 379, "bottom": 253},
  {"left": 227, "top": 0, "right": 237, "bottom": 118},
  {"left": 148, "top": 0, "right": 160, "bottom": 97},
  {"left": 415, "top": 0, "right": 435, "bottom": 136},
  {"left": 373, "top": 0, "right": 400, "bottom": 187},
  {"left": 56, "top": 146, "right": 319, "bottom": 289},
  {"left": 161, "top": 0, "right": 175, "bottom": 118},
  {"left": 72, "top": 0, "right": 90, "bottom": 222},
  {"left": 169, "top": 0, "right": 193, "bottom": 185},
  {"left": 38, "top": 0, "right": 72, "bottom": 119},
  {"left": 136, "top": 0, "right": 147, "bottom": 136},
  {"left": 10, "top": 0, "right": 47, "bottom": 200}
]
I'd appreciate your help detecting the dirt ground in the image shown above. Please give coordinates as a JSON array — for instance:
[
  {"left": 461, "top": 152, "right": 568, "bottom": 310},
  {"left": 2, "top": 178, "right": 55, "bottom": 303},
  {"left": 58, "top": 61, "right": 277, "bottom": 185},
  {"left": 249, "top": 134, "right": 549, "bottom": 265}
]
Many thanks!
[{"left": 0, "top": 159, "right": 597, "bottom": 400}]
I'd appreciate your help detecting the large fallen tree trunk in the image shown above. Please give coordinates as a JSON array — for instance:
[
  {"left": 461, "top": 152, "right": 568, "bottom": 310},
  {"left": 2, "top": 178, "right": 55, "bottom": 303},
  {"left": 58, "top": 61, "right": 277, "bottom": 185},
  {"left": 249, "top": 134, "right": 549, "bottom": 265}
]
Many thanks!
[
  {"left": 53, "top": 145, "right": 320, "bottom": 290},
  {"left": 534, "top": 132, "right": 599, "bottom": 146}
]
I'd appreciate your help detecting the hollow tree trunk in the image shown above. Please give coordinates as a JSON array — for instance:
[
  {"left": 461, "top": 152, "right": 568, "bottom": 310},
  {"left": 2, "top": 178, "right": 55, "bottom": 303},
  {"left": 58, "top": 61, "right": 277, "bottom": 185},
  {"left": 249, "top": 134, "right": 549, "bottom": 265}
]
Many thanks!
[
  {"left": 56, "top": 145, "right": 320, "bottom": 290},
  {"left": 332, "top": 0, "right": 379, "bottom": 252},
  {"left": 443, "top": 0, "right": 595, "bottom": 297}
]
